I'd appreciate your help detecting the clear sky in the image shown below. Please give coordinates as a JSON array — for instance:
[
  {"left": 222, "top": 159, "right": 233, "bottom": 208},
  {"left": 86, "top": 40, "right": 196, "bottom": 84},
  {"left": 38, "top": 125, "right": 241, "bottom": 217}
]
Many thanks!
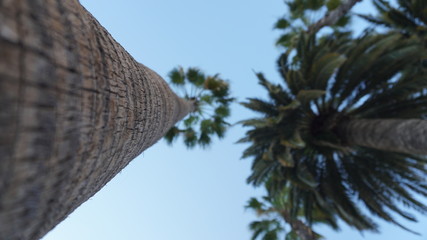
[{"left": 43, "top": 0, "right": 427, "bottom": 239}]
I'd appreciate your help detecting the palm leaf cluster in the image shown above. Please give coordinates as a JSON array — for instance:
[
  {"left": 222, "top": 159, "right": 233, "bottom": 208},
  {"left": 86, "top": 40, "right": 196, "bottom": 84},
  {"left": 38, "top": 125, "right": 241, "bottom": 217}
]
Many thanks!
[
  {"left": 247, "top": 180, "right": 339, "bottom": 240},
  {"left": 359, "top": 0, "right": 427, "bottom": 36},
  {"left": 164, "top": 67, "right": 233, "bottom": 148},
  {"left": 275, "top": 0, "right": 352, "bottom": 48},
  {"left": 240, "top": 30, "right": 427, "bottom": 232}
]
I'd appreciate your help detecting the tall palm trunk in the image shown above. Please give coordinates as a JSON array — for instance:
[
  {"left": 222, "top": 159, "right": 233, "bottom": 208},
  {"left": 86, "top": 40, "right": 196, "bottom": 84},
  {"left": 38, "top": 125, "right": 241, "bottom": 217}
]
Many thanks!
[
  {"left": 339, "top": 119, "right": 427, "bottom": 155},
  {"left": 0, "top": 0, "right": 194, "bottom": 239}
]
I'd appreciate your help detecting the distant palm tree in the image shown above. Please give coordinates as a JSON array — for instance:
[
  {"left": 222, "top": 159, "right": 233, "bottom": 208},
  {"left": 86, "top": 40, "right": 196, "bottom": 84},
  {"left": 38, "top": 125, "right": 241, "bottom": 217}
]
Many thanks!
[
  {"left": 164, "top": 67, "right": 233, "bottom": 148},
  {"left": 240, "top": 30, "right": 427, "bottom": 233}
]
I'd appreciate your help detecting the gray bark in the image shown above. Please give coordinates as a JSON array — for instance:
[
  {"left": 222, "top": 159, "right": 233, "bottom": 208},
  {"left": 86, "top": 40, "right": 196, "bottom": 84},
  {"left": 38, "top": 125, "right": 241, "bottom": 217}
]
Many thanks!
[
  {"left": 339, "top": 119, "right": 427, "bottom": 155},
  {"left": 0, "top": 0, "right": 194, "bottom": 239},
  {"left": 308, "top": 0, "right": 362, "bottom": 34}
]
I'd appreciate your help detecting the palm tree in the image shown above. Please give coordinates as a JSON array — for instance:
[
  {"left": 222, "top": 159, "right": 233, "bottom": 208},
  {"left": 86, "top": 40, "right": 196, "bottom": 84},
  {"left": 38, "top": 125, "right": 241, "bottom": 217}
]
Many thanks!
[
  {"left": 240, "top": 30, "right": 427, "bottom": 234},
  {"left": 164, "top": 67, "right": 234, "bottom": 148},
  {"left": 0, "top": 1, "right": 195, "bottom": 239}
]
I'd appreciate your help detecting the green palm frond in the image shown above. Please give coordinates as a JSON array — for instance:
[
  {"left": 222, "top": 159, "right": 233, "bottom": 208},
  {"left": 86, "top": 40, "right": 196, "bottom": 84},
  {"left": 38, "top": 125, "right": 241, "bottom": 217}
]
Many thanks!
[
  {"left": 274, "top": 0, "right": 355, "bottom": 48},
  {"left": 332, "top": 34, "right": 424, "bottom": 113},
  {"left": 358, "top": 0, "right": 427, "bottom": 36},
  {"left": 247, "top": 183, "right": 335, "bottom": 240},
  {"left": 241, "top": 98, "right": 279, "bottom": 116}
]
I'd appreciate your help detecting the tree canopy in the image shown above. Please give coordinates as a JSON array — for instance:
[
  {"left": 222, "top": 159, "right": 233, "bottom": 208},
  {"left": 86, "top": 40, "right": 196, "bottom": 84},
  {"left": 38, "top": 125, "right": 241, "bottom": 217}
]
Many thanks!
[
  {"left": 241, "top": 0, "right": 427, "bottom": 238},
  {"left": 163, "top": 0, "right": 427, "bottom": 239}
]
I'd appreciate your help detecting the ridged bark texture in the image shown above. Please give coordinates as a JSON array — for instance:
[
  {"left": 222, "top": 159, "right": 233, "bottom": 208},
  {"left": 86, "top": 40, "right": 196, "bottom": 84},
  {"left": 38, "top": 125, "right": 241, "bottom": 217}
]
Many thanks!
[
  {"left": 340, "top": 119, "right": 427, "bottom": 155},
  {"left": 0, "top": 0, "right": 194, "bottom": 239}
]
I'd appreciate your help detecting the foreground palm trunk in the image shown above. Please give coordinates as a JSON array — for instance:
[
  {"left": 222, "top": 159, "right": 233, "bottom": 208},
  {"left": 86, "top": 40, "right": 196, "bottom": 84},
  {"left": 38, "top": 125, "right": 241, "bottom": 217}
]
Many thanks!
[
  {"left": 0, "top": 0, "right": 194, "bottom": 239},
  {"left": 339, "top": 119, "right": 427, "bottom": 155}
]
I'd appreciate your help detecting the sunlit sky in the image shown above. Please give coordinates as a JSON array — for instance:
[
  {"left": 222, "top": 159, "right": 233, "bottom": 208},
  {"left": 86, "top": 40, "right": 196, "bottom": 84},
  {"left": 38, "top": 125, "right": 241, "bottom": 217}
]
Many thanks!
[{"left": 43, "top": 0, "right": 427, "bottom": 239}]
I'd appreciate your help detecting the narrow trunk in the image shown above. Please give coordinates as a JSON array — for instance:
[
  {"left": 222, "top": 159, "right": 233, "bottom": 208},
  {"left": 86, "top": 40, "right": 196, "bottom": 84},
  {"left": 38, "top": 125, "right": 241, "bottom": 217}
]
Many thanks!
[
  {"left": 308, "top": 0, "right": 362, "bottom": 34},
  {"left": 339, "top": 119, "right": 427, "bottom": 155},
  {"left": 280, "top": 210, "right": 319, "bottom": 240},
  {"left": 0, "top": 0, "right": 194, "bottom": 239}
]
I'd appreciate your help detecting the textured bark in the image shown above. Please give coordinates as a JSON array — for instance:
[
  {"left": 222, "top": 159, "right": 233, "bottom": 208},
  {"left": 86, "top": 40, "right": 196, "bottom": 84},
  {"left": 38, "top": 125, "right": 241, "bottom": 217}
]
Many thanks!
[
  {"left": 339, "top": 119, "right": 427, "bottom": 155},
  {"left": 280, "top": 210, "right": 319, "bottom": 240},
  {"left": 0, "top": 0, "right": 194, "bottom": 239},
  {"left": 308, "top": 0, "right": 362, "bottom": 34}
]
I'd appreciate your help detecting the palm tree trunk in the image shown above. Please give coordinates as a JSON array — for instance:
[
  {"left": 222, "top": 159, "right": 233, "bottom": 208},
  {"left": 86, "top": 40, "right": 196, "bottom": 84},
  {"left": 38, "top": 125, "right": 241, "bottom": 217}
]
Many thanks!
[
  {"left": 0, "top": 0, "right": 194, "bottom": 239},
  {"left": 339, "top": 119, "right": 427, "bottom": 155},
  {"left": 280, "top": 210, "right": 319, "bottom": 240}
]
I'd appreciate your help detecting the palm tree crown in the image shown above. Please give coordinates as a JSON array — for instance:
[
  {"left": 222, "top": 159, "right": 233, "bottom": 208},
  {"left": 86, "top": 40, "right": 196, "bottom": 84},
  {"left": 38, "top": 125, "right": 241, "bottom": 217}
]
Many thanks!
[
  {"left": 164, "top": 67, "right": 234, "bottom": 148},
  {"left": 240, "top": 30, "right": 427, "bottom": 232}
]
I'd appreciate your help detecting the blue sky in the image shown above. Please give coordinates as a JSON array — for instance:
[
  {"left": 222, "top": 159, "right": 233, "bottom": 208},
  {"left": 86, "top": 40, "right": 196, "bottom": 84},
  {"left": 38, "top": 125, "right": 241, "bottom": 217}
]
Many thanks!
[{"left": 43, "top": 0, "right": 427, "bottom": 239}]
